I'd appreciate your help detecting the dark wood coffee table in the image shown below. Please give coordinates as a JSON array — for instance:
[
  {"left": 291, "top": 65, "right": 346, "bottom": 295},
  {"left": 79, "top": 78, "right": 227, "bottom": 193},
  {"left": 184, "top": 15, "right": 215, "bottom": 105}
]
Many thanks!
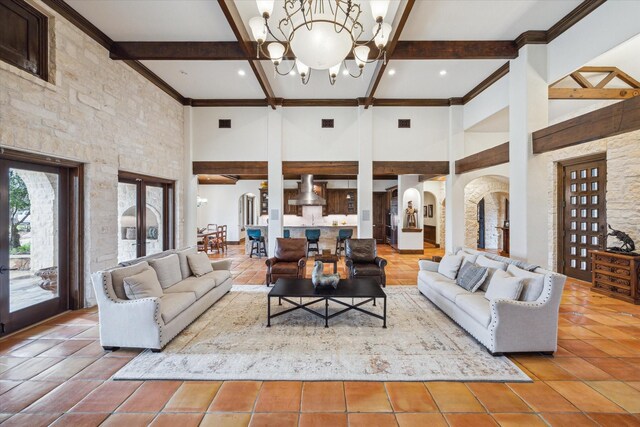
[{"left": 267, "top": 278, "right": 387, "bottom": 328}]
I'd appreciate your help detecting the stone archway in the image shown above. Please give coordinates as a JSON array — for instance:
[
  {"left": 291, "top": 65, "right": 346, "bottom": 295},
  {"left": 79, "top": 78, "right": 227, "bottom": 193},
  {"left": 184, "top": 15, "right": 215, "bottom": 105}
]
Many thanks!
[{"left": 464, "top": 175, "right": 509, "bottom": 250}]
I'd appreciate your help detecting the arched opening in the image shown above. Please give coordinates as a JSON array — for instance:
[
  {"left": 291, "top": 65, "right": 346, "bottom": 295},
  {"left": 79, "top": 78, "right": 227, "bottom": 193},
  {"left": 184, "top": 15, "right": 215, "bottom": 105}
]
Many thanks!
[
  {"left": 464, "top": 175, "right": 509, "bottom": 252},
  {"left": 423, "top": 190, "right": 438, "bottom": 247},
  {"left": 238, "top": 192, "right": 257, "bottom": 242}
]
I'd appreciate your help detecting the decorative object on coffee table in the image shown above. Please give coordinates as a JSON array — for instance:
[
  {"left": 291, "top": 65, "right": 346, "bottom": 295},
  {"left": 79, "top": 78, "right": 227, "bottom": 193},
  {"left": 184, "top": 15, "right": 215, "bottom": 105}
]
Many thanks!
[
  {"left": 607, "top": 224, "right": 637, "bottom": 254},
  {"left": 315, "top": 253, "right": 339, "bottom": 274},
  {"left": 311, "top": 261, "right": 340, "bottom": 289}
]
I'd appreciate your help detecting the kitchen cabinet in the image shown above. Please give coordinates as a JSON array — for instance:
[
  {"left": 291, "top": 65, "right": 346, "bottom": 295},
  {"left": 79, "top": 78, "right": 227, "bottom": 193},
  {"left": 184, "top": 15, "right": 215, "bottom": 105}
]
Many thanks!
[
  {"left": 326, "top": 189, "right": 357, "bottom": 215},
  {"left": 259, "top": 188, "right": 268, "bottom": 216},
  {"left": 283, "top": 189, "right": 300, "bottom": 216}
]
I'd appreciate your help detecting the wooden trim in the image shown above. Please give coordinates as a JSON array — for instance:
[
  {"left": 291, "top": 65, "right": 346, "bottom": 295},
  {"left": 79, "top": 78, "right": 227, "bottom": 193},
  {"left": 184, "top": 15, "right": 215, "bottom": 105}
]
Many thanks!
[
  {"left": 40, "top": 0, "right": 185, "bottom": 104},
  {"left": 192, "top": 161, "right": 268, "bottom": 175},
  {"left": 282, "top": 161, "right": 359, "bottom": 176},
  {"left": 546, "top": 0, "right": 608, "bottom": 43},
  {"left": 549, "top": 88, "right": 640, "bottom": 100},
  {"left": 514, "top": 30, "right": 548, "bottom": 49},
  {"left": 68, "top": 164, "right": 84, "bottom": 309},
  {"left": 189, "top": 99, "right": 268, "bottom": 107},
  {"left": 217, "top": 0, "right": 276, "bottom": 109},
  {"left": 373, "top": 161, "right": 449, "bottom": 176},
  {"left": 0, "top": 146, "right": 82, "bottom": 167},
  {"left": 279, "top": 99, "right": 359, "bottom": 107},
  {"left": 532, "top": 96, "right": 640, "bottom": 154},
  {"left": 398, "top": 249, "right": 424, "bottom": 254},
  {"left": 455, "top": 142, "right": 509, "bottom": 174},
  {"left": 392, "top": 40, "right": 517, "bottom": 60},
  {"left": 118, "top": 170, "right": 174, "bottom": 185},
  {"left": 372, "top": 99, "right": 451, "bottom": 107},
  {"left": 363, "top": 0, "right": 416, "bottom": 108},
  {"left": 462, "top": 62, "right": 509, "bottom": 105}
]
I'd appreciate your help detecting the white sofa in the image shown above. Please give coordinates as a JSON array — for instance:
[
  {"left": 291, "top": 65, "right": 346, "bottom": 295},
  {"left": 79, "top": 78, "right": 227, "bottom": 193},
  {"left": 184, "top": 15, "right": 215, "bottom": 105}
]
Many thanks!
[
  {"left": 417, "top": 248, "right": 566, "bottom": 355},
  {"left": 91, "top": 247, "right": 232, "bottom": 351}
]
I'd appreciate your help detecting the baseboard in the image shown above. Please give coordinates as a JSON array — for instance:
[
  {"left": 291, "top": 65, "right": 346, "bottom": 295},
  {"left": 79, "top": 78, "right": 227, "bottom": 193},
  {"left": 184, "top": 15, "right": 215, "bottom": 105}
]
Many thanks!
[
  {"left": 227, "top": 240, "right": 242, "bottom": 245},
  {"left": 398, "top": 249, "right": 424, "bottom": 254}
]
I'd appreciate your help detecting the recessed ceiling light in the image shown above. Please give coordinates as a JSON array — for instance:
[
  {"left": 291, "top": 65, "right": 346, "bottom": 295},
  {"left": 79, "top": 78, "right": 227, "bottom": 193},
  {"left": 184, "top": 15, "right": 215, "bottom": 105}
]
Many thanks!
[
  {"left": 289, "top": 70, "right": 296, "bottom": 76},
  {"left": 342, "top": 69, "right": 349, "bottom": 76},
  {"left": 238, "top": 69, "right": 246, "bottom": 76},
  {"left": 388, "top": 69, "right": 396, "bottom": 76},
  {"left": 439, "top": 69, "right": 447, "bottom": 76}
]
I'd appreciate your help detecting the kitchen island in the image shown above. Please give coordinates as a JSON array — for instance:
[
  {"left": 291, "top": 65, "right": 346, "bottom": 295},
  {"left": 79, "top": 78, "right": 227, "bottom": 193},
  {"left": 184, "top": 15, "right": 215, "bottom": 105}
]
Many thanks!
[{"left": 245, "top": 225, "right": 357, "bottom": 255}]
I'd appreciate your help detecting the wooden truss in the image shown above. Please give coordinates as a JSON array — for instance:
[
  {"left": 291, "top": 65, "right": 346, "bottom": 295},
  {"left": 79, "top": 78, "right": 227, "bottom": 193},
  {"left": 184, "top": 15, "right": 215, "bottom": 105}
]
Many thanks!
[{"left": 549, "top": 67, "right": 640, "bottom": 99}]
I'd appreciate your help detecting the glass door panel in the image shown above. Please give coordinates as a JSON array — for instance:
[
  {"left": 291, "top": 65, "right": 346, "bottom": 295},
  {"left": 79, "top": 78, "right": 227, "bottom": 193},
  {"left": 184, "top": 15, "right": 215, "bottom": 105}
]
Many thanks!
[
  {"left": 117, "top": 181, "right": 139, "bottom": 263},
  {"left": 145, "top": 185, "right": 164, "bottom": 256}
]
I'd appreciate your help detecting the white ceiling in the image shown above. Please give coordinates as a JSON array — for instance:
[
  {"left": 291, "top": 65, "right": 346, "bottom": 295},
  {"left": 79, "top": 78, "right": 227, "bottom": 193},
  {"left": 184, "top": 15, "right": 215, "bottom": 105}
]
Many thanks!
[
  {"left": 402, "top": 0, "right": 582, "bottom": 40},
  {"left": 141, "top": 61, "right": 265, "bottom": 99},
  {"left": 375, "top": 59, "right": 507, "bottom": 98},
  {"left": 66, "top": 0, "right": 236, "bottom": 41},
  {"left": 64, "top": 0, "right": 619, "bottom": 100}
]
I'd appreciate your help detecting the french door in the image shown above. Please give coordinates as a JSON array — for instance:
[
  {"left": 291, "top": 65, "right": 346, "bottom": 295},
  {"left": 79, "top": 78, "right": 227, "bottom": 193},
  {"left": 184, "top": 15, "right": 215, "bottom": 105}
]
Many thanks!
[
  {"left": 117, "top": 172, "right": 174, "bottom": 263},
  {"left": 559, "top": 154, "right": 607, "bottom": 282},
  {"left": 0, "top": 159, "right": 73, "bottom": 334}
]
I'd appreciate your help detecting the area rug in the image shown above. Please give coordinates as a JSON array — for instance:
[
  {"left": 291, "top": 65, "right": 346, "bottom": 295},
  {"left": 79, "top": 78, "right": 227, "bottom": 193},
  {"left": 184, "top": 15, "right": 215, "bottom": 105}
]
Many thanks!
[{"left": 114, "top": 286, "right": 530, "bottom": 382}]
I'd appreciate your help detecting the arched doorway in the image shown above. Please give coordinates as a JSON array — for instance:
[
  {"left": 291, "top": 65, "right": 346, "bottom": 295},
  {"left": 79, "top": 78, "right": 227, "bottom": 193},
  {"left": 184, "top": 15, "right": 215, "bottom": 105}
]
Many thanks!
[{"left": 464, "top": 176, "right": 509, "bottom": 252}]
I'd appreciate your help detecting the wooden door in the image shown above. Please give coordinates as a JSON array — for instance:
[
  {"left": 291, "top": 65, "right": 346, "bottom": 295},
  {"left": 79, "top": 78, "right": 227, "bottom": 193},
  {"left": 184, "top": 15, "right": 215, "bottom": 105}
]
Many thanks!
[
  {"left": 559, "top": 155, "right": 607, "bottom": 282},
  {"left": 477, "top": 198, "right": 485, "bottom": 249},
  {"left": 372, "top": 192, "right": 386, "bottom": 242}
]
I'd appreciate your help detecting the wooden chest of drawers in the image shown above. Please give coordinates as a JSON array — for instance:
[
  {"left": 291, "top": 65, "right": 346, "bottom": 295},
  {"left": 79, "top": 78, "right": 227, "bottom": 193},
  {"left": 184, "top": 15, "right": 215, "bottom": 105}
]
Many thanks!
[{"left": 590, "top": 250, "right": 640, "bottom": 304}]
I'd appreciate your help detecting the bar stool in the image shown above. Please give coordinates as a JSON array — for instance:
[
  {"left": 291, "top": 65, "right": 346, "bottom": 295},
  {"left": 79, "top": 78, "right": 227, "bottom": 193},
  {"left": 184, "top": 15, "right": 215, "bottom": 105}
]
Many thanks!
[
  {"left": 247, "top": 229, "right": 267, "bottom": 258},
  {"left": 283, "top": 229, "right": 290, "bottom": 238},
  {"left": 305, "top": 229, "right": 321, "bottom": 257},
  {"left": 335, "top": 228, "right": 353, "bottom": 256}
]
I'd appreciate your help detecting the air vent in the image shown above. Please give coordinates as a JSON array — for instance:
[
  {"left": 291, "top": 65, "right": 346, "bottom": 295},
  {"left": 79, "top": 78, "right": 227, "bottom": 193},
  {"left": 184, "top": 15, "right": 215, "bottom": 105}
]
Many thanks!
[
  {"left": 322, "top": 119, "right": 334, "bottom": 128},
  {"left": 218, "top": 119, "right": 231, "bottom": 128},
  {"left": 398, "top": 119, "right": 411, "bottom": 128}
]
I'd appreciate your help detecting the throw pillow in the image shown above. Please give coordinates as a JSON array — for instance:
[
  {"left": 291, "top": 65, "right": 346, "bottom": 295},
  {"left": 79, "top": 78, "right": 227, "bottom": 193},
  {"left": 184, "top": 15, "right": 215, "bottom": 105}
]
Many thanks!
[
  {"left": 437, "top": 254, "right": 464, "bottom": 280},
  {"left": 149, "top": 254, "right": 182, "bottom": 289},
  {"left": 507, "top": 264, "right": 545, "bottom": 301},
  {"left": 110, "top": 261, "right": 150, "bottom": 300},
  {"left": 485, "top": 270, "right": 524, "bottom": 301},
  {"left": 187, "top": 252, "right": 214, "bottom": 277},
  {"left": 456, "top": 249, "right": 479, "bottom": 266},
  {"left": 475, "top": 255, "right": 508, "bottom": 291},
  {"left": 176, "top": 247, "right": 197, "bottom": 279},
  {"left": 456, "top": 262, "right": 489, "bottom": 292},
  {"left": 123, "top": 268, "right": 163, "bottom": 300}
]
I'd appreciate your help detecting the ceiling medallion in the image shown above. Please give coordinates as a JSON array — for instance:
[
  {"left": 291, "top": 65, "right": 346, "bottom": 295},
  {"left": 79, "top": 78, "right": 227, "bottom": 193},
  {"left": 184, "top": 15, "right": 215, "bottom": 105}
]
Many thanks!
[{"left": 249, "top": 0, "right": 392, "bottom": 85}]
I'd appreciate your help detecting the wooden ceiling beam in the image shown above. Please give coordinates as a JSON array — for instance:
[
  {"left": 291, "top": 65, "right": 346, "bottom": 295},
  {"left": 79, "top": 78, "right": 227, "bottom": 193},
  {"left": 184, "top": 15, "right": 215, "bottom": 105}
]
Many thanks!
[
  {"left": 363, "top": 0, "right": 416, "bottom": 108},
  {"left": 455, "top": 142, "right": 509, "bottom": 174},
  {"left": 110, "top": 41, "right": 246, "bottom": 60},
  {"left": 282, "top": 161, "right": 359, "bottom": 176},
  {"left": 373, "top": 161, "right": 449, "bottom": 176},
  {"left": 392, "top": 40, "right": 517, "bottom": 60},
  {"left": 192, "top": 161, "right": 268, "bottom": 175},
  {"left": 548, "top": 88, "right": 640, "bottom": 100},
  {"left": 217, "top": 0, "right": 276, "bottom": 109}
]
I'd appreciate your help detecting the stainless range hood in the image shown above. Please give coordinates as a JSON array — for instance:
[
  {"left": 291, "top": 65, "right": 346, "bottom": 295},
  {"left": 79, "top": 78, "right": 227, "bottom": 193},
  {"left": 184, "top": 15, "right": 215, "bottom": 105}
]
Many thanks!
[{"left": 288, "top": 174, "right": 326, "bottom": 206}]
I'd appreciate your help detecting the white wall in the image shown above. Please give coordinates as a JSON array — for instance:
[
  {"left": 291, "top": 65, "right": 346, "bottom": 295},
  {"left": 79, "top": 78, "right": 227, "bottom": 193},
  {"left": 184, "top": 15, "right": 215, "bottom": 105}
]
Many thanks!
[
  {"left": 464, "top": 132, "right": 509, "bottom": 157},
  {"left": 372, "top": 108, "right": 449, "bottom": 161},
  {"left": 464, "top": 75, "right": 509, "bottom": 130}
]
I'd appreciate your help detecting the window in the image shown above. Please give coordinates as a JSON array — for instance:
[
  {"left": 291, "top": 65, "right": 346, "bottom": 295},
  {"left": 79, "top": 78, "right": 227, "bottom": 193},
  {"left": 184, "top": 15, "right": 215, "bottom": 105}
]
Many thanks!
[{"left": 0, "top": 0, "right": 48, "bottom": 80}]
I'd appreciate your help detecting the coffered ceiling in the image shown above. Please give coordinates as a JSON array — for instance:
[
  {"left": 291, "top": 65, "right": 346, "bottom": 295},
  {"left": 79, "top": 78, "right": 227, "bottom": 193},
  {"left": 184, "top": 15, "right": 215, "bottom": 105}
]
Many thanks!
[{"left": 61, "top": 0, "right": 601, "bottom": 105}]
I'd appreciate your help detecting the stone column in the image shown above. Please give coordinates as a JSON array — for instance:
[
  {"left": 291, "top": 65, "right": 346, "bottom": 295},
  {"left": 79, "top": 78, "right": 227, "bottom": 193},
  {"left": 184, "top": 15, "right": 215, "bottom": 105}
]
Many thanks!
[
  {"left": 509, "top": 44, "right": 549, "bottom": 266},
  {"left": 445, "top": 105, "right": 466, "bottom": 251},
  {"left": 357, "top": 106, "right": 373, "bottom": 238},
  {"left": 267, "top": 108, "right": 283, "bottom": 256},
  {"left": 183, "top": 105, "right": 198, "bottom": 247}
]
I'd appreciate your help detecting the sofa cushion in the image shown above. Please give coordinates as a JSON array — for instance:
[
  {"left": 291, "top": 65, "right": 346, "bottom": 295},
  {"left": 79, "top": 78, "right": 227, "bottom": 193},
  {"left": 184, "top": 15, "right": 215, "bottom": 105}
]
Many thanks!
[
  {"left": 110, "top": 261, "right": 150, "bottom": 300},
  {"left": 437, "top": 254, "right": 463, "bottom": 280},
  {"left": 455, "top": 294, "right": 492, "bottom": 327},
  {"left": 456, "top": 262, "right": 488, "bottom": 292},
  {"left": 433, "top": 281, "right": 471, "bottom": 302},
  {"left": 476, "top": 255, "right": 508, "bottom": 291},
  {"left": 485, "top": 253, "right": 539, "bottom": 272},
  {"left": 209, "top": 270, "right": 232, "bottom": 285},
  {"left": 160, "top": 292, "right": 197, "bottom": 324},
  {"left": 507, "top": 264, "right": 545, "bottom": 301},
  {"left": 123, "top": 268, "right": 163, "bottom": 300},
  {"left": 149, "top": 254, "right": 182, "bottom": 289},
  {"left": 164, "top": 275, "right": 216, "bottom": 299},
  {"left": 176, "top": 247, "right": 196, "bottom": 279},
  {"left": 187, "top": 253, "right": 214, "bottom": 277},
  {"left": 419, "top": 270, "right": 455, "bottom": 287},
  {"left": 352, "top": 263, "right": 382, "bottom": 276},
  {"left": 485, "top": 270, "right": 524, "bottom": 301},
  {"left": 456, "top": 250, "right": 479, "bottom": 266},
  {"left": 271, "top": 263, "right": 299, "bottom": 275}
]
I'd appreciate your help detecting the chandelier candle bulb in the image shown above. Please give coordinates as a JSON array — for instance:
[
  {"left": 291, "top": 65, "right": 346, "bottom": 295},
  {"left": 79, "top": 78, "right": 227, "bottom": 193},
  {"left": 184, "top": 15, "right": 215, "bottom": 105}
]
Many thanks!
[
  {"left": 354, "top": 45, "right": 370, "bottom": 68},
  {"left": 370, "top": 0, "right": 390, "bottom": 21},
  {"left": 374, "top": 23, "right": 392, "bottom": 48},
  {"left": 256, "top": 0, "right": 274, "bottom": 18},
  {"left": 249, "top": 17, "right": 267, "bottom": 45},
  {"left": 268, "top": 42, "right": 285, "bottom": 65}
]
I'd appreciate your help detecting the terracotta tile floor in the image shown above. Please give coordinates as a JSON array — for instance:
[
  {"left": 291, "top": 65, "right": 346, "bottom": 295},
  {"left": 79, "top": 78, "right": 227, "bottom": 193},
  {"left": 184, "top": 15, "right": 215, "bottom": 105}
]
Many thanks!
[{"left": 1, "top": 244, "right": 640, "bottom": 425}]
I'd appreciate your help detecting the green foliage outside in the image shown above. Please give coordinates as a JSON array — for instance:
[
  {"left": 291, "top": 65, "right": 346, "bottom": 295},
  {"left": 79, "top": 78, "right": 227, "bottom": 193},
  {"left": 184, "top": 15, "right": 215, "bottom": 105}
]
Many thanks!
[
  {"left": 9, "top": 170, "right": 30, "bottom": 250},
  {"left": 9, "top": 242, "right": 31, "bottom": 255}
]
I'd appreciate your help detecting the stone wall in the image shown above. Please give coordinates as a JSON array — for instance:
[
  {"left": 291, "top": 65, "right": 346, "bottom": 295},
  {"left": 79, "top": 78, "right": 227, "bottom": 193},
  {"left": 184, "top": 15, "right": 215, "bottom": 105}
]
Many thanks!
[
  {"left": 463, "top": 176, "right": 510, "bottom": 249},
  {"left": 543, "top": 128, "right": 640, "bottom": 270},
  {"left": 0, "top": 2, "right": 185, "bottom": 306}
]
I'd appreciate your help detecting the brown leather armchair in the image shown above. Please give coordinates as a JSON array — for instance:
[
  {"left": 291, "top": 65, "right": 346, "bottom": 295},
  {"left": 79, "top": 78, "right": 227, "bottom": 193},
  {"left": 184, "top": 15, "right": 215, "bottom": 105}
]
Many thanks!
[
  {"left": 265, "top": 238, "right": 307, "bottom": 286},
  {"left": 344, "top": 238, "right": 387, "bottom": 287}
]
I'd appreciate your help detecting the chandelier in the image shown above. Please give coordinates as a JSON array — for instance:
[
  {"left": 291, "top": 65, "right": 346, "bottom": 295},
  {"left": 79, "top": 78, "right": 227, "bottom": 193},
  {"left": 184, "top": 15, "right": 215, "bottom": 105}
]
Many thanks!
[{"left": 249, "top": 0, "right": 392, "bottom": 85}]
